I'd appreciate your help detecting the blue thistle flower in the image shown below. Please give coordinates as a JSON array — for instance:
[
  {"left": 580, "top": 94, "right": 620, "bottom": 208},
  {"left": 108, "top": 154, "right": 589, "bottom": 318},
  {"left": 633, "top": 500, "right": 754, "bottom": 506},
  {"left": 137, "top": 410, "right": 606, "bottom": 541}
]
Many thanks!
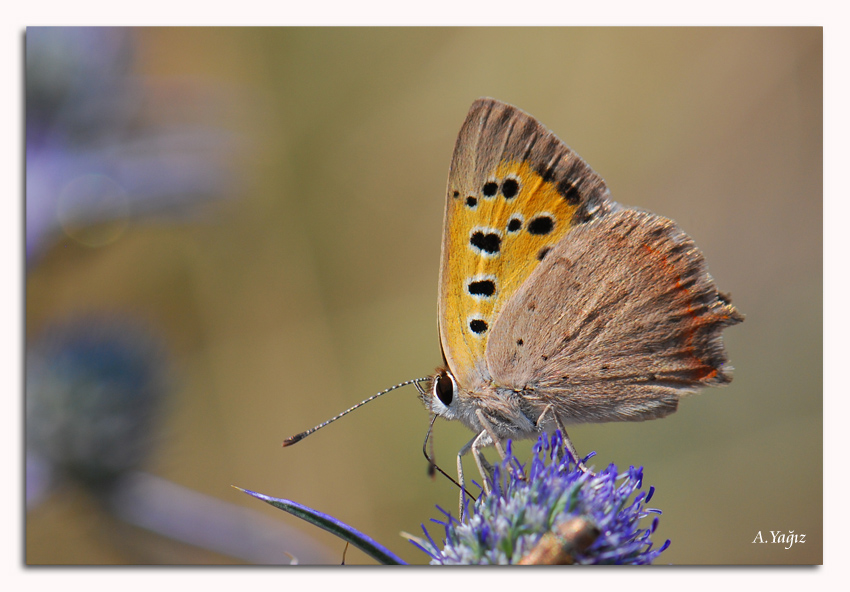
[
  {"left": 26, "top": 316, "right": 169, "bottom": 498},
  {"left": 415, "top": 431, "right": 671, "bottom": 565},
  {"left": 26, "top": 27, "right": 239, "bottom": 265}
]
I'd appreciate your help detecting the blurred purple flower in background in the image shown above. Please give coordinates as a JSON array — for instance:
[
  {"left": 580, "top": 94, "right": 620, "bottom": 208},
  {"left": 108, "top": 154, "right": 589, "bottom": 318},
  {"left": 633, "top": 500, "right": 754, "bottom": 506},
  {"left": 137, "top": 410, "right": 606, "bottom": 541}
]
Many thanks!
[
  {"left": 25, "top": 28, "right": 337, "bottom": 564},
  {"left": 26, "top": 316, "right": 335, "bottom": 564},
  {"left": 26, "top": 316, "right": 169, "bottom": 505},
  {"left": 25, "top": 26, "right": 238, "bottom": 264}
]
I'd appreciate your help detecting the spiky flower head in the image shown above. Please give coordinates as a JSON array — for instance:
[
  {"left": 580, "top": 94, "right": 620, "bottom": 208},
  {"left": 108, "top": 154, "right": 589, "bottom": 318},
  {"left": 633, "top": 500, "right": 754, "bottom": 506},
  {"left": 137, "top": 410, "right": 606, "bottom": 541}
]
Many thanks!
[
  {"left": 415, "top": 431, "right": 670, "bottom": 565},
  {"left": 26, "top": 317, "right": 169, "bottom": 497}
]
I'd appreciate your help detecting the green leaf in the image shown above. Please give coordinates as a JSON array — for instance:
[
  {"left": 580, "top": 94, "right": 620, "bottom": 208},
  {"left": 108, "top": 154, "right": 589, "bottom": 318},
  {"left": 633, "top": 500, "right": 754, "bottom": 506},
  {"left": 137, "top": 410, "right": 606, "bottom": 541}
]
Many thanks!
[{"left": 234, "top": 486, "right": 407, "bottom": 565}]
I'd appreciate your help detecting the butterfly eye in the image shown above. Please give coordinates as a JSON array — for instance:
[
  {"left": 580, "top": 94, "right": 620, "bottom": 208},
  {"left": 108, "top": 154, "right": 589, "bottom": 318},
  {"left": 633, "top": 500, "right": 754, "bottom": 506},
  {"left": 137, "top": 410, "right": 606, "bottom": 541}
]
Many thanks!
[{"left": 434, "top": 371, "right": 455, "bottom": 407}]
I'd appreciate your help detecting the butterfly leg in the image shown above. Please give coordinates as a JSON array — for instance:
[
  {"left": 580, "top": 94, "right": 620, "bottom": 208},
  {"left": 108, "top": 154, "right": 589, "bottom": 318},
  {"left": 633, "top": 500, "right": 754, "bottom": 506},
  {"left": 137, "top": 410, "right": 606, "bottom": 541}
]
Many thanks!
[
  {"left": 474, "top": 409, "right": 507, "bottom": 461},
  {"left": 474, "top": 408, "right": 527, "bottom": 485},
  {"left": 537, "top": 404, "right": 594, "bottom": 475},
  {"left": 456, "top": 429, "right": 494, "bottom": 520}
]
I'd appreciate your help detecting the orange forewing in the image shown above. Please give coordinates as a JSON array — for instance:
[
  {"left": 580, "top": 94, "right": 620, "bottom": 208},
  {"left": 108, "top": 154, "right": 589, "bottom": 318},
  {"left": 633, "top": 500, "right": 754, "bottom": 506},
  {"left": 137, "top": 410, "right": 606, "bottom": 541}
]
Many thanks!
[{"left": 440, "top": 159, "right": 580, "bottom": 384}]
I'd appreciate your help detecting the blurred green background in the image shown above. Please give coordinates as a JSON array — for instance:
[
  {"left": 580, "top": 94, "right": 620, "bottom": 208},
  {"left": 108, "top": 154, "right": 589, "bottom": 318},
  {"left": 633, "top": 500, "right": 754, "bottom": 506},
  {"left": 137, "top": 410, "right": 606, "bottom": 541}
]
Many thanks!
[{"left": 25, "top": 27, "right": 822, "bottom": 565}]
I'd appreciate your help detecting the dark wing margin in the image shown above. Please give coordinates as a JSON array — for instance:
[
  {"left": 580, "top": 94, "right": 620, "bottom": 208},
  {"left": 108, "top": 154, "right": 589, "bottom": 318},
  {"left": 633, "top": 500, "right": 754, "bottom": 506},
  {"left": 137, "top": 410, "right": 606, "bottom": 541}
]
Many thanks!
[{"left": 449, "top": 98, "right": 619, "bottom": 226}]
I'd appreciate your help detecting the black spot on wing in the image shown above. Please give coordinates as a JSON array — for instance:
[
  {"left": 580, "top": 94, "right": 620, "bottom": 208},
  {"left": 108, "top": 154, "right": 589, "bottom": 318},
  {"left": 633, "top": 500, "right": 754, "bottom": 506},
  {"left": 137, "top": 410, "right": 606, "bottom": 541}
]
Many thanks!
[
  {"left": 470, "top": 231, "right": 501, "bottom": 254},
  {"left": 468, "top": 279, "right": 496, "bottom": 297},
  {"left": 501, "top": 178, "right": 519, "bottom": 198},
  {"left": 528, "top": 216, "right": 554, "bottom": 235}
]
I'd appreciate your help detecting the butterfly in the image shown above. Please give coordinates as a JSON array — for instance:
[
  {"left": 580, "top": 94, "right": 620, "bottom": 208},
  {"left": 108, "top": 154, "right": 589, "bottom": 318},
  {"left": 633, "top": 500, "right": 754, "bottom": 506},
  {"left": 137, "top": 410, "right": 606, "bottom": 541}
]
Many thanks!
[
  {"left": 284, "top": 98, "right": 743, "bottom": 518},
  {"left": 418, "top": 98, "right": 743, "bottom": 511}
]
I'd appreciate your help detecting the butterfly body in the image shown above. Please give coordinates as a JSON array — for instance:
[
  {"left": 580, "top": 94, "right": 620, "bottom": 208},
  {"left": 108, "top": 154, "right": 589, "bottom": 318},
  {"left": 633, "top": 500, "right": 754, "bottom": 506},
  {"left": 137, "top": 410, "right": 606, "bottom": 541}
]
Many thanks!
[{"left": 422, "top": 98, "right": 742, "bottom": 453}]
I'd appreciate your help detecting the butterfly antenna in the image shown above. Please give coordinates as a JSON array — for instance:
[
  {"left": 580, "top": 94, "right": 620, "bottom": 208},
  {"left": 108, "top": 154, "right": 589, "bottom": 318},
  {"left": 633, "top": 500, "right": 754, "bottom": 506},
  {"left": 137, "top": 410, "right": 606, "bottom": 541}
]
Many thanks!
[{"left": 282, "top": 377, "right": 431, "bottom": 447}]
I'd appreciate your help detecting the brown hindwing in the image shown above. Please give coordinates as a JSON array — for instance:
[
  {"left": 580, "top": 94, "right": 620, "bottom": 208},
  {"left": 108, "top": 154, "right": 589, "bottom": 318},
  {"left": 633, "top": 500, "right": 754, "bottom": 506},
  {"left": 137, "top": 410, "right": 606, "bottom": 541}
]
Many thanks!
[{"left": 486, "top": 209, "right": 743, "bottom": 424}]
